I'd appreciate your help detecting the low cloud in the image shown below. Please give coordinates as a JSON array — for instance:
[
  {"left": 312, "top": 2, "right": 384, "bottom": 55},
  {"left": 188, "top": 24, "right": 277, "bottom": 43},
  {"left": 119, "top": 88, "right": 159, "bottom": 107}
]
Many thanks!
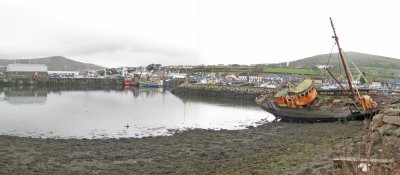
[{"left": 0, "top": 31, "right": 198, "bottom": 67}]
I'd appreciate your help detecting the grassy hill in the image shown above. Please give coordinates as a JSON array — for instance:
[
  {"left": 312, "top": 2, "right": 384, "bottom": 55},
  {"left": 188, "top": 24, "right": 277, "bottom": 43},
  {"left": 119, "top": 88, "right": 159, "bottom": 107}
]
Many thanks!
[
  {"left": 0, "top": 56, "right": 103, "bottom": 71},
  {"left": 274, "top": 52, "right": 400, "bottom": 69},
  {"left": 268, "top": 52, "right": 400, "bottom": 77}
]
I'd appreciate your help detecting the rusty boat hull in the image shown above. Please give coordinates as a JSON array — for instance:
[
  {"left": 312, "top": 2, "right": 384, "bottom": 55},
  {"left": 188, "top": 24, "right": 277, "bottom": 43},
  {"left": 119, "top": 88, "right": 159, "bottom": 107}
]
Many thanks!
[
  {"left": 260, "top": 98, "right": 379, "bottom": 122},
  {"left": 257, "top": 89, "right": 394, "bottom": 122}
]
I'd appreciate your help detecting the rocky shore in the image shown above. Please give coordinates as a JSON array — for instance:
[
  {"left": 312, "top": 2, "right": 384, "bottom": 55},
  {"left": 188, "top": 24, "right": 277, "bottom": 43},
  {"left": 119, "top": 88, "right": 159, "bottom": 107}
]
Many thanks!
[
  {"left": 370, "top": 108, "right": 400, "bottom": 147},
  {"left": 331, "top": 108, "right": 400, "bottom": 174},
  {"left": 171, "top": 83, "right": 273, "bottom": 100},
  {"left": 0, "top": 122, "right": 365, "bottom": 174}
]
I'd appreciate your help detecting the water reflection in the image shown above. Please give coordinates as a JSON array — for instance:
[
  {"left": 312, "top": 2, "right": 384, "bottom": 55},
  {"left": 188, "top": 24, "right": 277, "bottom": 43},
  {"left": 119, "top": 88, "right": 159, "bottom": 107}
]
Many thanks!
[
  {"left": 3, "top": 87, "right": 47, "bottom": 105},
  {"left": 0, "top": 86, "right": 274, "bottom": 139}
]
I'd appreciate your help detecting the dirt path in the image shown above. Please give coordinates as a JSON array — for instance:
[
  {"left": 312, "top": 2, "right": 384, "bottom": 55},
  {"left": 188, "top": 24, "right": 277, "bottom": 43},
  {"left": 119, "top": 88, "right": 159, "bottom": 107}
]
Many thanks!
[{"left": 0, "top": 122, "right": 364, "bottom": 174}]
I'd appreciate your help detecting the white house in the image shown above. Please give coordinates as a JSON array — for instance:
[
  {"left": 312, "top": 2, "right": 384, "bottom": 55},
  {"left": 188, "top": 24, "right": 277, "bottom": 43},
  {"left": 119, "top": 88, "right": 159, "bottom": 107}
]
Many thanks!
[
  {"left": 370, "top": 82, "right": 382, "bottom": 89},
  {"left": 238, "top": 72, "right": 262, "bottom": 82},
  {"left": 314, "top": 65, "right": 333, "bottom": 69},
  {"left": 263, "top": 74, "right": 282, "bottom": 83},
  {"left": 48, "top": 71, "right": 80, "bottom": 78}
]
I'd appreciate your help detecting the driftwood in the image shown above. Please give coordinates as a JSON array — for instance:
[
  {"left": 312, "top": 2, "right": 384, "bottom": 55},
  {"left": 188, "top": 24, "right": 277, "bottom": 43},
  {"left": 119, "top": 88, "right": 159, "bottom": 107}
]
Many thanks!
[{"left": 333, "top": 157, "right": 393, "bottom": 168}]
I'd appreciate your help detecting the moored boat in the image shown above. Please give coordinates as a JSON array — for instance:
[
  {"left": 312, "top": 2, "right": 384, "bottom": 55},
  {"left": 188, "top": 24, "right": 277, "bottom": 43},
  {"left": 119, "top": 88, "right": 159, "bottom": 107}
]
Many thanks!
[
  {"left": 124, "top": 77, "right": 139, "bottom": 87},
  {"left": 139, "top": 80, "right": 163, "bottom": 88}
]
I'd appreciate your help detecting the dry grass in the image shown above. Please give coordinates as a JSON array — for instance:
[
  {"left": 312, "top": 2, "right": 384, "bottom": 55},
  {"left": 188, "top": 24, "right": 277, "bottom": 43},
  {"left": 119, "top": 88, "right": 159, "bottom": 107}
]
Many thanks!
[{"left": 332, "top": 120, "right": 399, "bottom": 175}]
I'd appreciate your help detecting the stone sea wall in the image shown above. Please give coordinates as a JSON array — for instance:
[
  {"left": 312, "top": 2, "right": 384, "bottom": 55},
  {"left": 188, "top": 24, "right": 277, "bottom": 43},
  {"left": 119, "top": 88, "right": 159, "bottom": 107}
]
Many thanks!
[
  {"left": 370, "top": 108, "right": 400, "bottom": 146},
  {"left": 171, "top": 83, "right": 274, "bottom": 100},
  {"left": 0, "top": 78, "right": 124, "bottom": 87}
]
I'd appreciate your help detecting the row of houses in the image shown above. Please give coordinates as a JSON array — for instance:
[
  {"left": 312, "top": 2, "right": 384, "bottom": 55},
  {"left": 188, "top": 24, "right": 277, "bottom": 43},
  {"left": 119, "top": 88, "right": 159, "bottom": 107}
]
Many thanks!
[
  {"left": 189, "top": 72, "right": 304, "bottom": 87},
  {"left": 0, "top": 64, "right": 188, "bottom": 80},
  {"left": 2, "top": 64, "right": 399, "bottom": 91}
]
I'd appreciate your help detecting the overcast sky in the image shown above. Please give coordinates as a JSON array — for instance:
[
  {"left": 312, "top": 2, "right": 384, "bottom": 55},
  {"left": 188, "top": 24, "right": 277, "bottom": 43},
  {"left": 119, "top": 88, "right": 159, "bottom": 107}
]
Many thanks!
[{"left": 0, "top": 0, "right": 398, "bottom": 67}]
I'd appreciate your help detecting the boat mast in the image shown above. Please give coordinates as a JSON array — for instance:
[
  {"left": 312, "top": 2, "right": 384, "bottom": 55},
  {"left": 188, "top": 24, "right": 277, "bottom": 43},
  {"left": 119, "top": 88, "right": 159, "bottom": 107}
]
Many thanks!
[{"left": 329, "top": 17, "right": 356, "bottom": 100}]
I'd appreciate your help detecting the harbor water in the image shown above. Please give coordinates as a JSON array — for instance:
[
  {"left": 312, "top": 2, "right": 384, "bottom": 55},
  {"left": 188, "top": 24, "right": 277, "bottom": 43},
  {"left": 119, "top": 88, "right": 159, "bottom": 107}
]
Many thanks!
[{"left": 0, "top": 87, "right": 274, "bottom": 139}]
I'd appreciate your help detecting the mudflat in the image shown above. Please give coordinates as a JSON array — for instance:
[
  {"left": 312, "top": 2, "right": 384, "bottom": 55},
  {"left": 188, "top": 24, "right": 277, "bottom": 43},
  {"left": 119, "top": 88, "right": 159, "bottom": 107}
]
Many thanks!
[{"left": 0, "top": 121, "right": 364, "bottom": 174}]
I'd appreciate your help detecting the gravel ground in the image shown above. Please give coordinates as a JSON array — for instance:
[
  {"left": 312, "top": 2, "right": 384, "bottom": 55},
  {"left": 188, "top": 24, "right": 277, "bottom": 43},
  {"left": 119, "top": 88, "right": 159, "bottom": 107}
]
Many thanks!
[{"left": 0, "top": 121, "right": 365, "bottom": 175}]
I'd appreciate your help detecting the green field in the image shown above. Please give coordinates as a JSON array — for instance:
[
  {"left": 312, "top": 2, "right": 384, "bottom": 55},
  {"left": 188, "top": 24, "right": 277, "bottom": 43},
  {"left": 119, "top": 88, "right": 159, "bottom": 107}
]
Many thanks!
[
  {"left": 359, "top": 66, "right": 400, "bottom": 75},
  {"left": 262, "top": 67, "right": 320, "bottom": 75}
]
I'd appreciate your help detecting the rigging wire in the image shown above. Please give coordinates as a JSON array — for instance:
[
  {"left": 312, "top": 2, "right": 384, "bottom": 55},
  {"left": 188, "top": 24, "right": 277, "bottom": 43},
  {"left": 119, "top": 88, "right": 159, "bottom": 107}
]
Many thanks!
[
  {"left": 326, "top": 42, "right": 336, "bottom": 67},
  {"left": 341, "top": 49, "right": 363, "bottom": 103},
  {"left": 337, "top": 50, "right": 342, "bottom": 74},
  {"left": 324, "top": 42, "right": 336, "bottom": 76},
  {"left": 342, "top": 50, "right": 370, "bottom": 86}
]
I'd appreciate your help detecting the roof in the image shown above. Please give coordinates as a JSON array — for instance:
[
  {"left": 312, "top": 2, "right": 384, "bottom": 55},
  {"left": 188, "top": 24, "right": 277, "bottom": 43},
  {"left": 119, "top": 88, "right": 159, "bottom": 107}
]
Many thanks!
[
  {"left": 274, "top": 79, "right": 313, "bottom": 97},
  {"left": 238, "top": 72, "right": 249, "bottom": 76},
  {"left": 289, "top": 79, "right": 313, "bottom": 94},
  {"left": 48, "top": 71, "right": 80, "bottom": 74},
  {"left": 238, "top": 72, "right": 258, "bottom": 76},
  {"left": 274, "top": 88, "right": 289, "bottom": 97},
  {"left": 264, "top": 74, "right": 281, "bottom": 79},
  {"left": 6, "top": 64, "right": 48, "bottom": 72}
]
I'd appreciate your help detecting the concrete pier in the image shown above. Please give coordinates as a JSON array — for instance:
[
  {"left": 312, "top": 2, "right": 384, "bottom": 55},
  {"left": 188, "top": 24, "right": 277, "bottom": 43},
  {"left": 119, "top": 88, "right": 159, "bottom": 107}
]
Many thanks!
[
  {"left": 0, "top": 78, "right": 125, "bottom": 87},
  {"left": 171, "top": 83, "right": 274, "bottom": 100}
]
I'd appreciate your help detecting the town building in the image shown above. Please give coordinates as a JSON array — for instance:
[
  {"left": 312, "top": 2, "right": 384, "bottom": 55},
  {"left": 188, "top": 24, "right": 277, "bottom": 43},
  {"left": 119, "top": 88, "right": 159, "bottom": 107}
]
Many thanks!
[
  {"left": 48, "top": 71, "right": 80, "bottom": 78},
  {"left": 0, "top": 66, "right": 6, "bottom": 74},
  {"left": 263, "top": 74, "right": 282, "bottom": 83},
  {"left": 369, "top": 82, "right": 382, "bottom": 89},
  {"left": 6, "top": 64, "right": 48, "bottom": 78},
  {"left": 238, "top": 72, "right": 262, "bottom": 82}
]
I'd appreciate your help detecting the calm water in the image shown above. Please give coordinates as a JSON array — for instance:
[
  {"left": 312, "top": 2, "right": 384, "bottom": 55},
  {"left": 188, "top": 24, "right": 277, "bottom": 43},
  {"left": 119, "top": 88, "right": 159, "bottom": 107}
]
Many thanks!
[{"left": 0, "top": 87, "right": 274, "bottom": 139}]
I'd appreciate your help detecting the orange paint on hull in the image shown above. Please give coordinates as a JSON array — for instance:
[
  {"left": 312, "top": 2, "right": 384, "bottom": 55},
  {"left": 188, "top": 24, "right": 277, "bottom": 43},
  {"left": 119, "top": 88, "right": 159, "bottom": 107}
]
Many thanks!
[
  {"left": 274, "top": 86, "right": 318, "bottom": 108},
  {"left": 360, "top": 95, "right": 377, "bottom": 110}
]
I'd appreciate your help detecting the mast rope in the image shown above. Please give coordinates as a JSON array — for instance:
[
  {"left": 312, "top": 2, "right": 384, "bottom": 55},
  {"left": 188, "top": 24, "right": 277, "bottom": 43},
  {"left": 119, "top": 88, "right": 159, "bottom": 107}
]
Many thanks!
[
  {"left": 337, "top": 50, "right": 342, "bottom": 74},
  {"left": 326, "top": 42, "right": 336, "bottom": 67},
  {"left": 324, "top": 42, "right": 336, "bottom": 76},
  {"left": 342, "top": 50, "right": 370, "bottom": 86},
  {"left": 341, "top": 49, "right": 363, "bottom": 105}
]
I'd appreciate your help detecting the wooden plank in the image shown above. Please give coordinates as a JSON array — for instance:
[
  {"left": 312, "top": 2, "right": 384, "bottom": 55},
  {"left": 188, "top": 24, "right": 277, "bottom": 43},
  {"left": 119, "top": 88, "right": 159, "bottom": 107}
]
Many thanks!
[{"left": 333, "top": 157, "right": 393, "bottom": 168}]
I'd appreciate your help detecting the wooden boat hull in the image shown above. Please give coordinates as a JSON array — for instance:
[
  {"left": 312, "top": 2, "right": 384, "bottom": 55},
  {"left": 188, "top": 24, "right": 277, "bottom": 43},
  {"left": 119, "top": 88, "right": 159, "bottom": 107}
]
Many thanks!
[{"left": 260, "top": 99, "right": 379, "bottom": 122}]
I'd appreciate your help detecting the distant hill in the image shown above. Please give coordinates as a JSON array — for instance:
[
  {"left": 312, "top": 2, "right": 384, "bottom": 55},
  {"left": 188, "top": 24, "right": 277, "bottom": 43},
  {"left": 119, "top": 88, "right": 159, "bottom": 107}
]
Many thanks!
[
  {"left": 274, "top": 52, "right": 400, "bottom": 70},
  {"left": 0, "top": 56, "right": 103, "bottom": 71}
]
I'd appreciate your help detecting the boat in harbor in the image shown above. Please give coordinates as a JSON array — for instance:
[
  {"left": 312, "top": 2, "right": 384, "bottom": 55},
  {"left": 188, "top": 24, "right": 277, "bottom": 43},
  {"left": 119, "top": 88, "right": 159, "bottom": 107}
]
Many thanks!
[
  {"left": 256, "top": 18, "right": 398, "bottom": 122},
  {"left": 124, "top": 77, "right": 139, "bottom": 87},
  {"left": 139, "top": 80, "right": 163, "bottom": 88},
  {"left": 139, "top": 81, "right": 162, "bottom": 88}
]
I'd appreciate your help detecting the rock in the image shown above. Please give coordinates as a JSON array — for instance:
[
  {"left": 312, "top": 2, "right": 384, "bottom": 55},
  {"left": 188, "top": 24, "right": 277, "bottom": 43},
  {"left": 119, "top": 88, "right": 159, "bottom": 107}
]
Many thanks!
[
  {"left": 364, "top": 120, "right": 370, "bottom": 129},
  {"left": 370, "top": 131, "right": 382, "bottom": 142},
  {"left": 383, "top": 108, "right": 400, "bottom": 116},
  {"left": 378, "top": 124, "right": 398, "bottom": 135},
  {"left": 371, "top": 114, "right": 385, "bottom": 129},
  {"left": 361, "top": 166, "right": 368, "bottom": 173},
  {"left": 382, "top": 115, "right": 400, "bottom": 126},
  {"left": 383, "top": 135, "right": 400, "bottom": 147},
  {"left": 394, "top": 128, "right": 400, "bottom": 137}
]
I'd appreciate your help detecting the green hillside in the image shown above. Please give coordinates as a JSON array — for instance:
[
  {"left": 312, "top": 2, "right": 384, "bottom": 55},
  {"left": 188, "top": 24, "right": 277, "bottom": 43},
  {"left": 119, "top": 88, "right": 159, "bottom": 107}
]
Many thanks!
[
  {"left": 0, "top": 56, "right": 103, "bottom": 71},
  {"left": 271, "top": 52, "right": 400, "bottom": 77},
  {"left": 262, "top": 67, "right": 320, "bottom": 75},
  {"left": 274, "top": 52, "right": 399, "bottom": 69}
]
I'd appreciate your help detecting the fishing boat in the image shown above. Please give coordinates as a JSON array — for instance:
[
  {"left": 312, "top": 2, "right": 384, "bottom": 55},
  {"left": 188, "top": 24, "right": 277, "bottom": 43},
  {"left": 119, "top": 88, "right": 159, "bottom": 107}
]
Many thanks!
[
  {"left": 124, "top": 77, "right": 139, "bottom": 87},
  {"left": 256, "top": 18, "right": 397, "bottom": 122},
  {"left": 139, "top": 80, "right": 163, "bottom": 88}
]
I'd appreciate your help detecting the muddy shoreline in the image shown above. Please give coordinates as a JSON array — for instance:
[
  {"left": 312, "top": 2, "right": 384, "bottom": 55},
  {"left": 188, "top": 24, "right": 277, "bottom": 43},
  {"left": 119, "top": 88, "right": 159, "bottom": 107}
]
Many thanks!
[{"left": 0, "top": 121, "right": 364, "bottom": 174}]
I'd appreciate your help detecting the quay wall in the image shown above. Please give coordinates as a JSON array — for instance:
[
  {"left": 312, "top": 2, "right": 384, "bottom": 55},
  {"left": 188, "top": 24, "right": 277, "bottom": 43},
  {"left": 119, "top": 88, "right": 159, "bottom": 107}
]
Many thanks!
[
  {"left": 0, "top": 78, "right": 125, "bottom": 87},
  {"left": 171, "top": 83, "right": 274, "bottom": 100}
]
